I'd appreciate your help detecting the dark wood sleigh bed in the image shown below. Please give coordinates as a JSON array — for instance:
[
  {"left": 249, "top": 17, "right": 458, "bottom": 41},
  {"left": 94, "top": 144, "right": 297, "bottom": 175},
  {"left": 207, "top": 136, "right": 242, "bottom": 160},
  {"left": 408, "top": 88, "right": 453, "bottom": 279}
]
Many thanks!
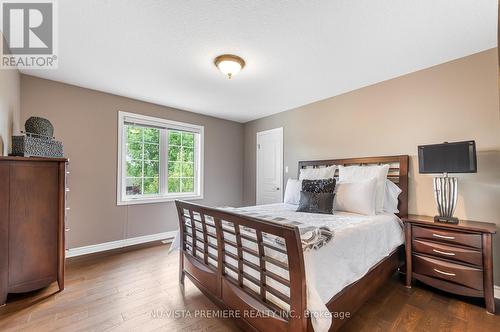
[{"left": 175, "top": 155, "right": 409, "bottom": 332}]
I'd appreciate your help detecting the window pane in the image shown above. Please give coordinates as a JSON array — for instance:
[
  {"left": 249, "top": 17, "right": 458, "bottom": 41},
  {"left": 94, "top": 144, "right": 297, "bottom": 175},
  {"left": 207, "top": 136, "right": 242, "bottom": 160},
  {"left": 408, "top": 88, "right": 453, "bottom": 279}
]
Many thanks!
[
  {"left": 182, "top": 132, "right": 194, "bottom": 147},
  {"left": 168, "top": 146, "right": 181, "bottom": 162},
  {"left": 169, "top": 131, "right": 181, "bottom": 145},
  {"left": 167, "top": 130, "right": 197, "bottom": 194},
  {"left": 144, "top": 160, "right": 159, "bottom": 177},
  {"left": 144, "top": 143, "right": 159, "bottom": 160},
  {"left": 143, "top": 128, "right": 160, "bottom": 143},
  {"left": 182, "top": 148, "right": 194, "bottom": 163},
  {"left": 125, "top": 124, "right": 161, "bottom": 198},
  {"left": 126, "top": 178, "right": 142, "bottom": 195},
  {"left": 168, "top": 178, "right": 180, "bottom": 192},
  {"left": 126, "top": 160, "right": 142, "bottom": 177},
  {"left": 143, "top": 177, "right": 159, "bottom": 194},
  {"left": 127, "top": 142, "right": 142, "bottom": 160},
  {"left": 127, "top": 126, "right": 142, "bottom": 142},
  {"left": 181, "top": 178, "right": 194, "bottom": 192},
  {"left": 182, "top": 163, "right": 194, "bottom": 177},
  {"left": 168, "top": 162, "right": 182, "bottom": 178}
]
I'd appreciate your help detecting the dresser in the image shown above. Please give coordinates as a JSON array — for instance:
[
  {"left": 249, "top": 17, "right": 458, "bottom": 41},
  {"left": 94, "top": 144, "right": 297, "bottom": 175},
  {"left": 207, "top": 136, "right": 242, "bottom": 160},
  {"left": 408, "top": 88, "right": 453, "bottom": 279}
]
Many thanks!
[
  {"left": 403, "top": 215, "right": 496, "bottom": 314},
  {"left": 0, "top": 157, "right": 68, "bottom": 305}
]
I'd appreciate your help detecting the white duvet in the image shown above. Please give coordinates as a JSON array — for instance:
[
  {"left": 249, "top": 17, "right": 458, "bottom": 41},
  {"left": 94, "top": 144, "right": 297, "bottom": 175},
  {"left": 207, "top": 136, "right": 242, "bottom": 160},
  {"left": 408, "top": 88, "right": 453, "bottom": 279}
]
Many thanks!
[{"left": 171, "top": 203, "right": 404, "bottom": 332}]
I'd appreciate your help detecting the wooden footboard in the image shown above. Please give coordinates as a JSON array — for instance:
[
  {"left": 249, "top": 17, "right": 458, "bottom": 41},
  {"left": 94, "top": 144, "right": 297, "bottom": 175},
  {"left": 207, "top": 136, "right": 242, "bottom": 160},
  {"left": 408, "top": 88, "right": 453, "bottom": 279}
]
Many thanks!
[{"left": 176, "top": 200, "right": 308, "bottom": 332}]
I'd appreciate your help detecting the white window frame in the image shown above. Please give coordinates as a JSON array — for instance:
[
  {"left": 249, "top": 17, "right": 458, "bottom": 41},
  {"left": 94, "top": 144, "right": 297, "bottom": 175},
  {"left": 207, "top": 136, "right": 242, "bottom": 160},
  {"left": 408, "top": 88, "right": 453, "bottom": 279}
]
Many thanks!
[{"left": 117, "top": 111, "right": 204, "bottom": 205}]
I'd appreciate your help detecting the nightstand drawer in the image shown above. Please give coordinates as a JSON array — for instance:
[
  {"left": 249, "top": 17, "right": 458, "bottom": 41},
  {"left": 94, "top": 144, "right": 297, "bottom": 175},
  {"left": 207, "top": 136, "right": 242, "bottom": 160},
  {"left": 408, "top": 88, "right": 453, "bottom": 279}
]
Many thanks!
[
  {"left": 412, "top": 226, "right": 481, "bottom": 249},
  {"left": 413, "top": 254, "right": 483, "bottom": 291},
  {"left": 413, "top": 239, "right": 482, "bottom": 266}
]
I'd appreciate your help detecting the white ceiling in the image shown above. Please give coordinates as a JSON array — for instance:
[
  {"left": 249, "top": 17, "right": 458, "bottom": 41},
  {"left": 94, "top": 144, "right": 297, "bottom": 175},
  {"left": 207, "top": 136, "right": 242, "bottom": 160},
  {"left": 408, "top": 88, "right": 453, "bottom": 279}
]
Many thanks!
[{"left": 22, "top": 0, "right": 497, "bottom": 123}]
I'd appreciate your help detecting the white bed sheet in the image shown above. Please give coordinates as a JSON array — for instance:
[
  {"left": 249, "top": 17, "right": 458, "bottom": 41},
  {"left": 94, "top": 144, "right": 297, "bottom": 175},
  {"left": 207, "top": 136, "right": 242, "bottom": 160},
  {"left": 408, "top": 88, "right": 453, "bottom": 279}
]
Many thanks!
[{"left": 171, "top": 203, "right": 404, "bottom": 332}]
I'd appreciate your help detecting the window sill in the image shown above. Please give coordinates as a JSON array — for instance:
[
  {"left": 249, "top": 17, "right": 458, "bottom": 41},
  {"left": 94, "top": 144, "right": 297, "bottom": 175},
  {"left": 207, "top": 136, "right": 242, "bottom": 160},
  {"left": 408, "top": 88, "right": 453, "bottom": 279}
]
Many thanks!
[{"left": 117, "top": 194, "right": 203, "bottom": 206}]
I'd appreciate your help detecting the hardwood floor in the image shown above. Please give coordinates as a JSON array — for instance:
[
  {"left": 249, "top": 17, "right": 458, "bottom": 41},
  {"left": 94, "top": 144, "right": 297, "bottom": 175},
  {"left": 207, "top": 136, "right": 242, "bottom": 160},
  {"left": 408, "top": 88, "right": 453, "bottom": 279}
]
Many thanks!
[
  {"left": 0, "top": 243, "right": 498, "bottom": 331},
  {"left": 341, "top": 273, "right": 500, "bottom": 332}
]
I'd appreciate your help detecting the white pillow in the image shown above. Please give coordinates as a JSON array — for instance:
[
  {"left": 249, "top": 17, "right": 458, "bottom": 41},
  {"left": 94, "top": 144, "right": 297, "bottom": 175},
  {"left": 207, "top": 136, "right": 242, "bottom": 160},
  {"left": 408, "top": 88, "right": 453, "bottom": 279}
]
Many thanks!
[
  {"left": 333, "top": 178, "right": 377, "bottom": 215},
  {"left": 383, "top": 179, "right": 402, "bottom": 213},
  {"left": 299, "top": 165, "right": 336, "bottom": 180},
  {"left": 283, "top": 179, "right": 302, "bottom": 205},
  {"left": 338, "top": 164, "right": 390, "bottom": 213}
]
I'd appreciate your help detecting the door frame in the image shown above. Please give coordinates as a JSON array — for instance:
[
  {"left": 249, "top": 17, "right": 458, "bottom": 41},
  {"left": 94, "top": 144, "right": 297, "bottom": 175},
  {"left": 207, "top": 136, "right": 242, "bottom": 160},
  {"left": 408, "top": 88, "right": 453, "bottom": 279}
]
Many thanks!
[{"left": 256, "top": 127, "right": 283, "bottom": 205}]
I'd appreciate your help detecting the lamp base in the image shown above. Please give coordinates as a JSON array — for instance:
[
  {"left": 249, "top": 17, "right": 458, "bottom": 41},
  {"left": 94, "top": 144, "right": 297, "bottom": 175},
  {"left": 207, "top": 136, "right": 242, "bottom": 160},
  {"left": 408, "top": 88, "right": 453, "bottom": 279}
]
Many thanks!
[
  {"left": 433, "top": 174, "right": 458, "bottom": 225},
  {"left": 434, "top": 215, "right": 459, "bottom": 224}
]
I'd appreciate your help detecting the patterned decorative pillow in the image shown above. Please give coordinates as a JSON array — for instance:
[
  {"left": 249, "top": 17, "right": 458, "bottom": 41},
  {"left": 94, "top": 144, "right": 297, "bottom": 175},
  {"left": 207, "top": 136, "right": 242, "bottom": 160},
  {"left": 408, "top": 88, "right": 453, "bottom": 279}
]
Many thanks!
[
  {"left": 296, "top": 191, "right": 335, "bottom": 214},
  {"left": 297, "top": 178, "right": 336, "bottom": 214},
  {"left": 301, "top": 178, "right": 336, "bottom": 193}
]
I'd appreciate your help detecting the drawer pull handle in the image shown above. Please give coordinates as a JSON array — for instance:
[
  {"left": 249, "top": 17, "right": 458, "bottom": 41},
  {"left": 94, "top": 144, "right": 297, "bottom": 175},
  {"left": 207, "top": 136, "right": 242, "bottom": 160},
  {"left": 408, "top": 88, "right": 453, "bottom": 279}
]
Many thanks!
[
  {"left": 432, "top": 249, "right": 455, "bottom": 256},
  {"left": 433, "top": 268, "right": 456, "bottom": 277},
  {"left": 432, "top": 233, "right": 455, "bottom": 240}
]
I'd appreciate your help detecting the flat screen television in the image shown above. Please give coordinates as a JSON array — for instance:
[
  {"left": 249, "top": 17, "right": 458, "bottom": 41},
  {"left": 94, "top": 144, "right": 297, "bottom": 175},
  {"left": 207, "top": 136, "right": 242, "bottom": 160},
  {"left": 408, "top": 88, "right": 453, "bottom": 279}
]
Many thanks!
[{"left": 418, "top": 140, "right": 477, "bottom": 174}]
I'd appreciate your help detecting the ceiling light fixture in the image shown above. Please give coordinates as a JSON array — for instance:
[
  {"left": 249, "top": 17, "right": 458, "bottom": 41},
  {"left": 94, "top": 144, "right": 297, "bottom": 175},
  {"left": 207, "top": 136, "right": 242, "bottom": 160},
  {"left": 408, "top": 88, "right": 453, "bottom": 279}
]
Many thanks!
[{"left": 214, "top": 54, "right": 245, "bottom": 79}]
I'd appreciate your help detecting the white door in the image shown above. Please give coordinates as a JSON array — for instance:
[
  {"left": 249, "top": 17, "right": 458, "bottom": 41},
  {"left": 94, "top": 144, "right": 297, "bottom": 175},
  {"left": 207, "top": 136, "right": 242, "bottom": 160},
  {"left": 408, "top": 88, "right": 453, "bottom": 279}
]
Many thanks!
[{"left": 256, "top": 128, "right": 283, "bottom": 205}]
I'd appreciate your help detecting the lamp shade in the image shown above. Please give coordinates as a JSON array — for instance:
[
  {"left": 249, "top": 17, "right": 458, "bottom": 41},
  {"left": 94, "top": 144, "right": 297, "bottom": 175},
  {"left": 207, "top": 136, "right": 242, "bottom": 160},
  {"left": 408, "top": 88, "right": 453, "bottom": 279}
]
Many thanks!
[
  {"left": 214, "top": 54, "right": 245, "bottom": 79},
  {"left": 418, "top": 140, "right": 477, "bottom": 174}
]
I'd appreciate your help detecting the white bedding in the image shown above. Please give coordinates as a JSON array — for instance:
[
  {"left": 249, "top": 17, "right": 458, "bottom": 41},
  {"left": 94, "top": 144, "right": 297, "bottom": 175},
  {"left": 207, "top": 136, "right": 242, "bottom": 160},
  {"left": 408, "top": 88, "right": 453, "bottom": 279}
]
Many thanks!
[{"left": 171, "top": 203, "right": 404, "bottom": 332}]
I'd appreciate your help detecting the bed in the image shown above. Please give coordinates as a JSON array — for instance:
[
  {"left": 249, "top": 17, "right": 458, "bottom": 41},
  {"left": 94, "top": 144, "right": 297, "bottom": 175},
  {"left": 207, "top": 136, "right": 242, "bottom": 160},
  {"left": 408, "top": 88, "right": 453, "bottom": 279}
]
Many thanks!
[{"left": 175, "top": 155, "right": 409, "bottom": 332}]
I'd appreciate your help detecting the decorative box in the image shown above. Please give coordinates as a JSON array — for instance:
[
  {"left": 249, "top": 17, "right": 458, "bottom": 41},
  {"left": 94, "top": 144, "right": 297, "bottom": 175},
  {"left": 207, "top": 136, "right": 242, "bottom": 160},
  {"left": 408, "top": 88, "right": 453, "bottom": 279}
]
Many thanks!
[{"left": 11, "top": 134, "right": 64, "bottom": 158}]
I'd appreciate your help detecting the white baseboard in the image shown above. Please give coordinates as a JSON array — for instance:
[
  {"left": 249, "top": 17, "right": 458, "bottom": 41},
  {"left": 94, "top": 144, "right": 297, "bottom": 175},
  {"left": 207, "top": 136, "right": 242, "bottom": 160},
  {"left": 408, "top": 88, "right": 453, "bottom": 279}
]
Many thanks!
[
  {"left": 495, "top": 285, "right": 500, "bottom": 299},
  {"left": 66, "top": 231, "right": 177, "bottom": 258}
]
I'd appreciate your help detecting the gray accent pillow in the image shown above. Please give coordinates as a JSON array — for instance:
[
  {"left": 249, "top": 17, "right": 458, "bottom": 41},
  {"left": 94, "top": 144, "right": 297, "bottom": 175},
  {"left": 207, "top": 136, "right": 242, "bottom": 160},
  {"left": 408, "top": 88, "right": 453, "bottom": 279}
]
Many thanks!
[{"left": 296, "top": 191, "right": 335, "bottom": 214}]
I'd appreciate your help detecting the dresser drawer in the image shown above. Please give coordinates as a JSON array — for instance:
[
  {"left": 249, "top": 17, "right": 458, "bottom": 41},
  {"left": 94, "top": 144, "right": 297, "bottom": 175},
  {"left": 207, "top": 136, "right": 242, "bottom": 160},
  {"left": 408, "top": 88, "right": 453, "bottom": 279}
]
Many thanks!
[
  {"left": 413, "top": 254, "right": 483, "bottom": 291},
  {"left": 412, "top": 226, "right": 481, "bottom": 249},
  {"left": 413, "top": 239, "right": 482, "bottom": 266}
]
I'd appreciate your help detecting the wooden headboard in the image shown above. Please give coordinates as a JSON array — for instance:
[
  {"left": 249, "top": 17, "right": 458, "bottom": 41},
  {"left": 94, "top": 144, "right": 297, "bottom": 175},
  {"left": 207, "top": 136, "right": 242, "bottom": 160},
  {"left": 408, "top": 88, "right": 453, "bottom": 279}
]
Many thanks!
[{"left": 298, "top": 155, "right": 409, "bottom": 217}]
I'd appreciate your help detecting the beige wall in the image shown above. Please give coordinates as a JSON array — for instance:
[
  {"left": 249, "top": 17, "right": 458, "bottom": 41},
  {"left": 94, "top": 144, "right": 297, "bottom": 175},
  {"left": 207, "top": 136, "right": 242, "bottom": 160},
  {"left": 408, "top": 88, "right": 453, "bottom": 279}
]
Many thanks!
[
  {"left": 243, "top": 48, "right": 500, "bottom": 282},
  {"left": 0, "top": 45, "right": 20, "bottom": 155},
  {"left": 21, "top": 75, "right": 244, "bottom": 248}
]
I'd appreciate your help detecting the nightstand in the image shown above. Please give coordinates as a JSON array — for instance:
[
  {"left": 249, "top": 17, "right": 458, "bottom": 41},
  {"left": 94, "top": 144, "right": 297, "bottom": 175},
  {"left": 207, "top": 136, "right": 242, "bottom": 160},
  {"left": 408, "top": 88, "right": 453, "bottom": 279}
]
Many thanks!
[{"left": 402, "top": 215, "right": 497, "bottom": 314}]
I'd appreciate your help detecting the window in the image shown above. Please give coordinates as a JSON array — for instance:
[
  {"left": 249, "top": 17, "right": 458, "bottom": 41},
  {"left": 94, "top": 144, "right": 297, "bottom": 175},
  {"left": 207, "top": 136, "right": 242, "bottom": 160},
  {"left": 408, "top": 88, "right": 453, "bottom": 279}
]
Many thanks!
[{"left": 117, "top": 111, "right": 203, "bottom": 205}]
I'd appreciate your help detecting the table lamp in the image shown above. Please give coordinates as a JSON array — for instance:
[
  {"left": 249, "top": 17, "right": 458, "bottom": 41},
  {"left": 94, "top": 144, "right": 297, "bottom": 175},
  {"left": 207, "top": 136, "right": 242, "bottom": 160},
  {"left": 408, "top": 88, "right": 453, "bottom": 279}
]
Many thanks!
[{"left": 418, "top": 140, "right": 477, "bottom": 224}]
